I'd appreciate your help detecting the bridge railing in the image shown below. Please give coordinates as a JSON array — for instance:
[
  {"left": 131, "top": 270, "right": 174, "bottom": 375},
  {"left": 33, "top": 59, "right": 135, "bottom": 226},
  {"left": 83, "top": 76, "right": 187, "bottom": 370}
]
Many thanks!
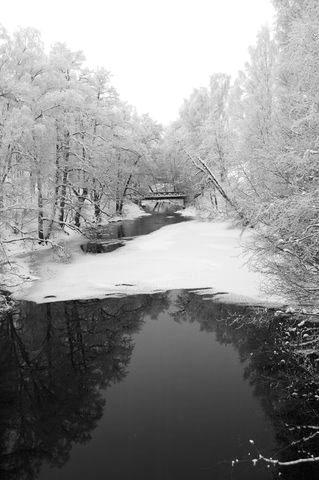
[{"left": 143, "top": 191, "right": 186, "bottom": 198}]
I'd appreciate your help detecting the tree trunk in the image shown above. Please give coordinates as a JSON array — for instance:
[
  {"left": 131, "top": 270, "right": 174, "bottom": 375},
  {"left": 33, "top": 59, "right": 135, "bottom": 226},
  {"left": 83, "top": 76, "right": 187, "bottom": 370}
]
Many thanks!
[
  {"left": 37, "top": 171, "right": 45, "bottom": 243},
  {"left": 93, "top": 187, "right": 102, "bottom": 222},
  {"left": 47, "top": 139, "right": 61, "bottom": 239},
  {"left": 0, "top": 145, "right": 12, "bottom": 210},
  {"left": 115, "top": 159, "right": 122, "bottom": 215},
  {"left": 116, "top": 198, "right": 123, "bottom": 215},
  {"left": 59, "top": 131, "right": 70, "bottom": 227},
  {"left": 117, "top": 154, "right": 141, "bottom": 215},
  {"left": 210, "top": 190, "right": 218, "bottom": 209},
  {"left": 74, "top": 187, "right": 88, "bottom": 227}
]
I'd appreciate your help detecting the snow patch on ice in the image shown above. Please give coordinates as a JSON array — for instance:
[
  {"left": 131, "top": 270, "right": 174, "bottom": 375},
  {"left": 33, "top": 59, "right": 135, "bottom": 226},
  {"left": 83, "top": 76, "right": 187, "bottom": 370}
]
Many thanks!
[
  {"left": 176, "top": 206, "right": 198, "bottom": 217},
  {"left": 122, "top": 203, "right": 151, "bottom": 219},
  {"left": 176, "top": 206, "right": 217, "bottom": 220},
  {"left": 108, "top": 203, "right": 150, "bottom": 223}
]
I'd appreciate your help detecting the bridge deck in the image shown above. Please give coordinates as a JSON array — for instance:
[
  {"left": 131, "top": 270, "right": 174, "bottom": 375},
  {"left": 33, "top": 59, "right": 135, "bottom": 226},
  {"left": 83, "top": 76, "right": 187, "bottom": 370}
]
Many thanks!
[{"left": 143, "top": 192, "right": 186, "bottom": 200}]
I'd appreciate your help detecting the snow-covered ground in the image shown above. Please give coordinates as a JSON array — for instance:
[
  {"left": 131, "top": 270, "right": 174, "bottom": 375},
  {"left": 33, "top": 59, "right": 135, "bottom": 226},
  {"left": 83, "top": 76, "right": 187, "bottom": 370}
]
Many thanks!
[
  {"left": 177, "top": 204, "right": 230, "bottom": 221},
  {"left": 1, "top": 202, "right": 149, "bottom": 292},
  {"left": 176, "top": 192, "right": 230, "bottom": 220},
  {"left": 15, "top": 220, "right": 285, "bottom": 306},
  {"left": 108, "top": 203, "right": 150, "bottom": 223},
  {"left": 176, "top": 206, "right": 212, "bottom": 219}
]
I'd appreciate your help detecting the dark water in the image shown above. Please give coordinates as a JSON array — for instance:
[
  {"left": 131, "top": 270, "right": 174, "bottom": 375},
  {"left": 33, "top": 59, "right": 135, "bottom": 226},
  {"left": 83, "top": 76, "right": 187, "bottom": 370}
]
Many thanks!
[
  {"left": 1, "top": 292, "right": 319, "bottom": 480},
  {"left": 81, "top": 205, "right": 190, "bottom": 253}
]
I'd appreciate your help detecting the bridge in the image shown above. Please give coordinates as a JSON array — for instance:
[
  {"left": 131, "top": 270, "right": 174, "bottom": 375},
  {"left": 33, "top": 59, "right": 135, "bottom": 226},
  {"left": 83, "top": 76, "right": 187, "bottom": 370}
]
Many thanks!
[{"left": 142, "top": 191, "right": 186, "bottom": 202}]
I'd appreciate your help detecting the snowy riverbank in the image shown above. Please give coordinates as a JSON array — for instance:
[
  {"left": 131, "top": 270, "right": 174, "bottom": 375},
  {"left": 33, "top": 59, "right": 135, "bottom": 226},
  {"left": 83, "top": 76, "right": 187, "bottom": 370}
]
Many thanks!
[
  {"left": 1, "top": 202, "right": 149, "bottom": 294},
  {"left": 15, "top": 220, "right": 286, "bottom": 306}
]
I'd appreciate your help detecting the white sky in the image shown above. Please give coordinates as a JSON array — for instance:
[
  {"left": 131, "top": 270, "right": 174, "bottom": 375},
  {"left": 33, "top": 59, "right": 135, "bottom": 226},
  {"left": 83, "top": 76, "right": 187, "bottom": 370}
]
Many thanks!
[{"left": 1, "top": 0, "right": 275, "bottom": 124}]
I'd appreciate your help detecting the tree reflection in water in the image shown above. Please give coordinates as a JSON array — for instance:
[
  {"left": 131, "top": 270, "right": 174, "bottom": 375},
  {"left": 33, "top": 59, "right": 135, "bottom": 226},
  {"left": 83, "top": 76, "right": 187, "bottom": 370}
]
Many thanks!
[
  {"left": 0, "top": 291, "right": 319, "bottom": 480},
  {"left": 0, "top": 293, "right": 169, "bottom": 480},
  {"left": 173, "top": 292, "right": 319, "bottom": 479}
]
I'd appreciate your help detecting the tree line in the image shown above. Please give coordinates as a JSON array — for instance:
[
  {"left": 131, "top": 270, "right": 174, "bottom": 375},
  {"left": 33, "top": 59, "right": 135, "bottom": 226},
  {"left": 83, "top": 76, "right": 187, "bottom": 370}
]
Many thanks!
[
  {"left": 160, "top": 0, "right": 319, "bottom": 303},
  {"left": 1, "top": 0, "right": 318, "bottom": 303},
  {"left": 0, "top": 25, "right": 161, "bottom": 248}
]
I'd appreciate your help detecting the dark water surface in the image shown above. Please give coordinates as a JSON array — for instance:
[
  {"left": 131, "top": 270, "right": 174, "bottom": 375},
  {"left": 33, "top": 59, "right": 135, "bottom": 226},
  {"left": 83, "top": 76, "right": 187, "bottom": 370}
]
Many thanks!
[
  {"left": 1, "top": 292, "right": 319, "bottom": 480},
  {"left": 81, "top": 205, "right": 190, "bottom": 253}
]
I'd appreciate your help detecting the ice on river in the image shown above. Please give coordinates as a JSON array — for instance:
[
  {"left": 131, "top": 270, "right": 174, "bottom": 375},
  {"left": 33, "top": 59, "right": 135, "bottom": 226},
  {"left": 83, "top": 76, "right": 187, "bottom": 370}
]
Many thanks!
[{"left": 16, "top": 221, "right": 284, "bottom": 305}]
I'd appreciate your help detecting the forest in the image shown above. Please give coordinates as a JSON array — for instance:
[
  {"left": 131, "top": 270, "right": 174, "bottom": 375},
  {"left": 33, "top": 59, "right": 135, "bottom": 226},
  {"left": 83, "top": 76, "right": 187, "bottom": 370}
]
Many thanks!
[{"left": 0, "top": 0, "right": 318, "bottom": 304}]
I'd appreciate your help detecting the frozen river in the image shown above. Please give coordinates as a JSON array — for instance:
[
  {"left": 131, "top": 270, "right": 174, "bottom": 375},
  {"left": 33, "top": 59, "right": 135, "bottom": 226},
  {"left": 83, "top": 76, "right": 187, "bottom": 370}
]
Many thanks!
[
  {"left": 2, "top": 209, "right": 318, "bottom": 479},
  {"left": 16, "top": 209, "right": 283, "bottom": 305}
]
